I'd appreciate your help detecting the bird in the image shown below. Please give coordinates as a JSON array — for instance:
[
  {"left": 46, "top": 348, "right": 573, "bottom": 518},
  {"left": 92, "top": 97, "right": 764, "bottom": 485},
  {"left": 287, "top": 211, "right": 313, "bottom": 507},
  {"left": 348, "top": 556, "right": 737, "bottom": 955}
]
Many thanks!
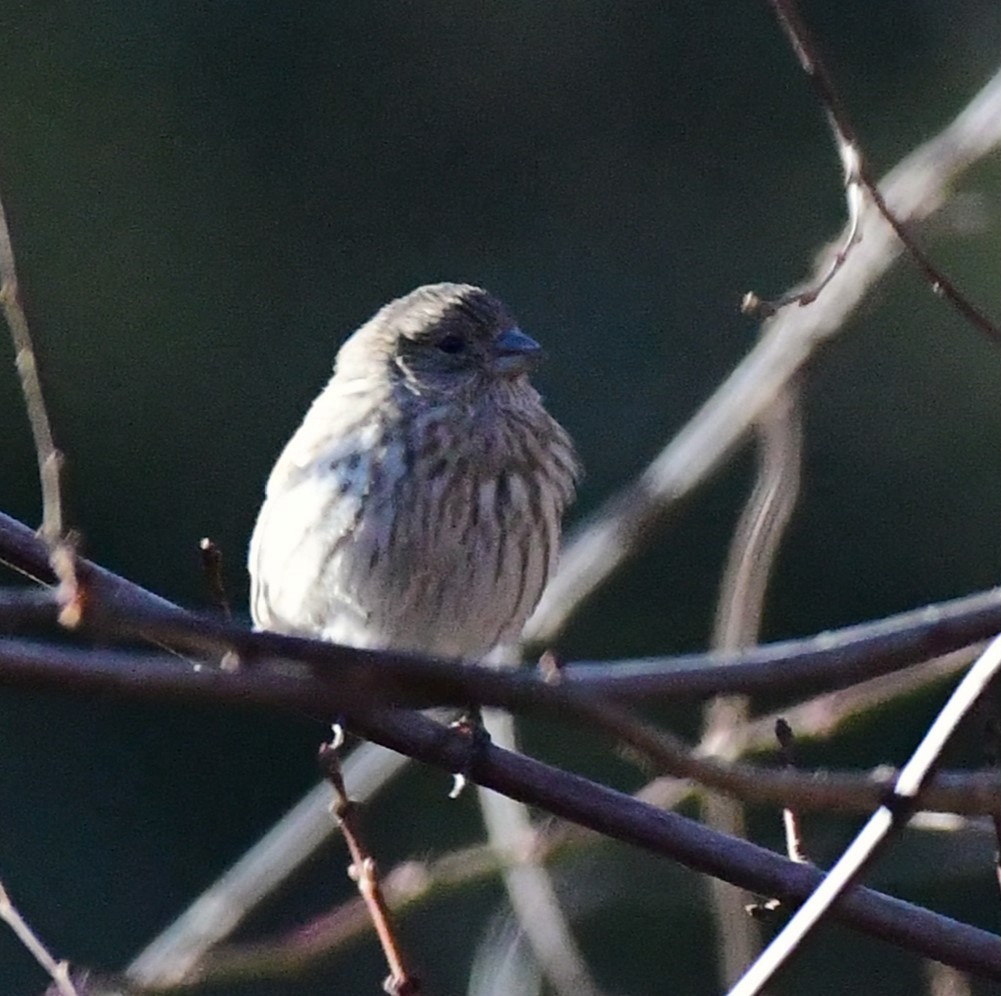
[{"left": 247, "top": 282, "right": 579, "bottom": 661}]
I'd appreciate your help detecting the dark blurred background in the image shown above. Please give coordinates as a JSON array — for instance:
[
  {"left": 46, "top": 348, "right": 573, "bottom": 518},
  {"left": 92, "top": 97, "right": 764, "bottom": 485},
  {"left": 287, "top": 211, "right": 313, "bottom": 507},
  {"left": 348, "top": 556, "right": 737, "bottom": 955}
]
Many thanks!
[{"left": 1, "top": 2, "right": 1001, "bottom": 993}]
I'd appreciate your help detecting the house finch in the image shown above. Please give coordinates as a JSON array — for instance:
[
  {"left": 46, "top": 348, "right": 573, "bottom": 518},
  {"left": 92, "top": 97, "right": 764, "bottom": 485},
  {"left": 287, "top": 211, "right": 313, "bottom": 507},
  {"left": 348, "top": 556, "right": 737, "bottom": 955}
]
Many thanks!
[{"left": 248, "top": 283, "right": 579, "bottom": 660}]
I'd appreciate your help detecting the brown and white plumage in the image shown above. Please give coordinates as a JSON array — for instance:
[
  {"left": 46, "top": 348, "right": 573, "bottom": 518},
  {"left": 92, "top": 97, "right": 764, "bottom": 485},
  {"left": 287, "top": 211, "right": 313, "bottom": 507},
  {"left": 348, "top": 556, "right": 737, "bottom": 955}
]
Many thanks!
[{"left": 248, "top": 283, "right": 579, "bottom": 659}]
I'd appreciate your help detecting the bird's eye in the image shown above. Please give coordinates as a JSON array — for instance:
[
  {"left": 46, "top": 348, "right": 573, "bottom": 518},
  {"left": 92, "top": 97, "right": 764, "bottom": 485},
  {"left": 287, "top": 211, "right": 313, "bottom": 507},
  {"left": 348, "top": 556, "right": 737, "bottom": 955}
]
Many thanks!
[{"left": 437, "top": 334, "right": 466, "bottom": 355}]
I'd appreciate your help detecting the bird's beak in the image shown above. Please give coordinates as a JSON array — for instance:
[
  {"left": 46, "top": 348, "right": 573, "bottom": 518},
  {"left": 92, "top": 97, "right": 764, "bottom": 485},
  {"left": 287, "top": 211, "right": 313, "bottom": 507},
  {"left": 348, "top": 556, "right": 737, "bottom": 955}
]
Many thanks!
[{"left": 492, "top": 327, "right": 543, "bottom": 377}]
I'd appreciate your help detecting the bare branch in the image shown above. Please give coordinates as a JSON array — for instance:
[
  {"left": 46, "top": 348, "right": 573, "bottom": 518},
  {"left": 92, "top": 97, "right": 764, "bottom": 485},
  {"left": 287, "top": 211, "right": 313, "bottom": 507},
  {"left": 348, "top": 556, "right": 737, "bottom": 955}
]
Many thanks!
[
  {"left": 9, "top": 550, "right": 1001, "bottom": 826},
  {"left": 0, "top": 512, "right": 192, "bottom": 628},
  {"left": 0, "top": 880, "right": 79, "bottom": 996},
  {"left": 6, "top": 631, "right": 1001, "bottom": 822},
  {"left": 10, "top": 501, "right": 1001, "bottom": 705},
  {"left": 10, "top": 543, "right": 1001, "bottom": 831},
  {"left": 179, "top": 844, "right": 506, "bottom": 987},
  {"left": 127, "top": 744, "right": 411, "bottom": 988},
  {"left": 703, "top": 383, "right": 803, "bottom": 984},
  {"left": 729, "top": 631, "right": 1001, "bottom": 995},
  {"left": 762, "top": 0, "right": 1001, "bottom": 342},
  {"left": 525, "top": 64, "right": 1001, "bottom": 647},
  {"left": 568, "top": 586, "right": 1001, "bottom": 701},
  {"left": 712, "top": 385, "right": 803, "bottom": 652},
  {"left": 319, "top": 741, "right": 419, "bottom": 995},
  {"left": 745, "top": 650, "right": 977, "bottom": 752},
  {"left": 0, "top": 185, "right": 80, "bottom": 626},
  {"left": 197, "top": 538, "right": 231, "bottom": 621},
  {"left": 134, "top": 649, "right": 977, "bottom": 988}
]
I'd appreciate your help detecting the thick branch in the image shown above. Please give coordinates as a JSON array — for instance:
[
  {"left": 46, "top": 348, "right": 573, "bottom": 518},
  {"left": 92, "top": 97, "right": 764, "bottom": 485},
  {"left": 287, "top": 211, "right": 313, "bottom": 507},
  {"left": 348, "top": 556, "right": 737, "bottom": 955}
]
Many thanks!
[
  {"left": 315, "top": 709, "right": 1001, "bottom": 980},
  {"left": 7, "top": 507, "right": 1001, "bottom": 706},
  {"left": 3, "top": 635, "right": 1001, "bottom": 818}
]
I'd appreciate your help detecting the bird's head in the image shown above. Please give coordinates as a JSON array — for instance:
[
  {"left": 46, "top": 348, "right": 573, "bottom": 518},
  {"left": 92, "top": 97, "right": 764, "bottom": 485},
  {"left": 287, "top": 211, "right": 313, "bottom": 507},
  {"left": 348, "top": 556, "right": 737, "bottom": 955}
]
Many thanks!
[{"left": 335, "top": 283, "right": 544, "bottom": 402}]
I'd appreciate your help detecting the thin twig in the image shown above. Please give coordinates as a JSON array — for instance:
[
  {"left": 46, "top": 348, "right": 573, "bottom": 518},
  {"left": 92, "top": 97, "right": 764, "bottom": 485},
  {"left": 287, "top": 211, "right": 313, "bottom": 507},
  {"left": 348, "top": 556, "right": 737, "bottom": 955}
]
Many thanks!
[
  {"left": 146, "top": 696, "right": 1001, "bottom": 982},
  {"left": 127, "top": 743, "right": 412, "bottom": 988},
  {"left": 744, "top": 650, "right": 977, "bottom": 754},
  {"left": 0, "top": 880, "right": 79, "bottom": 996},
  {"left": 524, "top": 64, "right": 1001, "bottom": 648},
  {"left": 775, "top": 719, "right": 808, "bottom": 865},
  {"left": 184, "top": 844, "right": 505, "bottom": 986},
  {"left": 136, "top": 650, "right": 978, "bottom": 990},
  {"left": 703, "top": 383, "right": 803, "bottom": 984},
  {"left": 12, "top": 522, "right": 1001, "bottom": 827},
  {"left": 728, "top": 631, "right": 1001, "bottom": 996},
  {"left": 743, "top": 719, "right": 813, "bottom": 917},
  {"left": 7, "top": 633, "right": 1001, "bottom": 817},
  {"left": 327, "top": 708, "right": 1001, "bottom": 981},
  {"left": 711, "top": 384, "right": 803, "bottom": 653},
  {"left": 197, "top": 538, "right": 231, "bottom": 621},
  {"left": 757, "top": 0, "right": 1001, "bottom": 342},
  {"left": 318, "top": 741, "right": 419, "bottom": 996},
  {"left": 0, "top": 185, "right": 81, "bottom": 627},
  {"left": 636, "top": 650, "right": 979, "bottom": 830}
]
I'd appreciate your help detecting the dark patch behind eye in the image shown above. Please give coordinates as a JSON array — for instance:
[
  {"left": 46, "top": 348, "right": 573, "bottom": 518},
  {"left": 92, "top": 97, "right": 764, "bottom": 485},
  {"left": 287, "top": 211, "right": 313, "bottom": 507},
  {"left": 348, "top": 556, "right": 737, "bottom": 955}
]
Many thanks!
[{"left": 437, "top": 334, "right": 466, "bottom": 354}]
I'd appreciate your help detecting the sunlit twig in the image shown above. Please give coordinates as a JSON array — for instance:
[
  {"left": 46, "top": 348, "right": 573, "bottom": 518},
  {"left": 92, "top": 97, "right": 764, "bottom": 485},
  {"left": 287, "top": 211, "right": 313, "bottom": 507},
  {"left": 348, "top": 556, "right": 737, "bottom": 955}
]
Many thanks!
[
  {"left": 0, "top": 880, "right": 79, "bottom": 996},
  {"left": 728, "top": 631, "right": 1001, "bottom": 996},
  {"left": 0, "top": 185, "right": 80, "bottom": 627}
]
